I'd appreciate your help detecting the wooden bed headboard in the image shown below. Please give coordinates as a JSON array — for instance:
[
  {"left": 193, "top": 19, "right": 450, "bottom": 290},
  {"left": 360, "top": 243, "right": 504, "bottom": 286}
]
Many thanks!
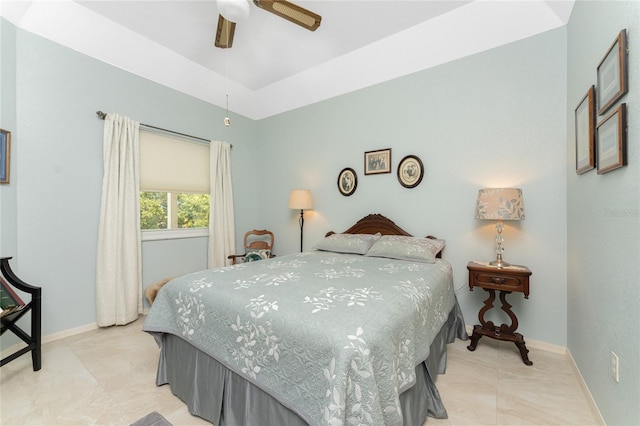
[{"left": 325, "top": 213, "right": 443, "bottom": 258}]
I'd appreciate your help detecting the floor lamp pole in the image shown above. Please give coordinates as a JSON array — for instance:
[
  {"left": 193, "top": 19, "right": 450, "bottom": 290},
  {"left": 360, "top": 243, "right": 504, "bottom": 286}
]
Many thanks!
[
  {"left": 288, "top": 189, "right": 313, "bottom": 253},
  {"left": 298, "top": 209, "right": 305, "bottom": 253}
]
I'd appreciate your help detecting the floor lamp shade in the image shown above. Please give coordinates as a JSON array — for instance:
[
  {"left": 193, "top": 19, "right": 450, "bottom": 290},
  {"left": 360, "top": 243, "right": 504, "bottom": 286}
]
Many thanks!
[
  {"left": 289, "top": 190, "right": 313, "bottom": 253},
  {"left": 288, "top": 189, "right": 313, "bottom": 210}
]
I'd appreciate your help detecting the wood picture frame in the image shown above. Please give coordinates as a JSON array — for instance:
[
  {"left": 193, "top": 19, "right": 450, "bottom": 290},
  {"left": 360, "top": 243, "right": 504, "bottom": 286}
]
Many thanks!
[
  {"left": 575, "top": 86, "right": 596, "bottom": 174},
  {"left": 597, "top": 29, "right": 628, "bottom": 116},
  {"left": 596, "top": 103, "right": 626, "bottom": 174},
  {"left": 0, "top": 129, "right": 10, "bottom": 184},
  {"left": 337, "top": 167, "right": 357, "bottom": 196},
  {"left": 397, "top": 155, "right": 424, "bottom": 188},
  {"left": 364, "top": 148, "right": 391, "bottom": 175}
]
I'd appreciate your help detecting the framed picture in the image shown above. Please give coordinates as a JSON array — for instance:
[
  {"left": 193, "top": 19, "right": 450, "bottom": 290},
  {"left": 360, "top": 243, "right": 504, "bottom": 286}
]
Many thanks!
[
  {"left": 397, "top": 155, "right": 424, "bottom": 188},
  {"left": 596, "top": 103, "right": 626, "bottom": 174},
  {"left": 575, "top": 86, "right": 595, "bottom": 174},
  {"left": 597, "top": 29, "right": 628, "bottom": 115},
  {"left": 0, "top": 129, "right": 10, "bottom": 184},
  {"left": 364, "top": 148, "right": 391, "bottom": 175},
  {"left": 337, "top": 167, "right": 357, "bottom": 196}
]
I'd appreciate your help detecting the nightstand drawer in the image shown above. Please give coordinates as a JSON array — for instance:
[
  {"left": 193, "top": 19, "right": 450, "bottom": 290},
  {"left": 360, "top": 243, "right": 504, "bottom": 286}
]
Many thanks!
[
  {"left": 473, "top": 272, "right": 525, "bottom": 291},
  {"left": 467, "top": 262, "right": 532, "bottom": 298}
]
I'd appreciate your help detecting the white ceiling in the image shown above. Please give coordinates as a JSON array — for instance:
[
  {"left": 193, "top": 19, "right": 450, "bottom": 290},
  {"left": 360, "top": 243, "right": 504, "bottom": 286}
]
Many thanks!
[{"left": 1, "top": 0, "right": 574, "bottom": 120}]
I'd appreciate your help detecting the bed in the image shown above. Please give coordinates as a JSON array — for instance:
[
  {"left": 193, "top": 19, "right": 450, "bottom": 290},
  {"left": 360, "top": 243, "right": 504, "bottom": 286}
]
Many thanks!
[{"left": 143, "top": 214, "right": 467, "bottom": 425}]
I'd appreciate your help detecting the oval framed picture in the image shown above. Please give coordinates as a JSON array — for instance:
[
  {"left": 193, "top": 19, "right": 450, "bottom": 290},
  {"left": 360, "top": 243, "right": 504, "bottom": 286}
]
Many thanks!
[
  {"left": 397, "top": 155, "right": 424, "bottom": 188},
  {"left": 337, "top": 167, "right": 357, "bottom": 196}
]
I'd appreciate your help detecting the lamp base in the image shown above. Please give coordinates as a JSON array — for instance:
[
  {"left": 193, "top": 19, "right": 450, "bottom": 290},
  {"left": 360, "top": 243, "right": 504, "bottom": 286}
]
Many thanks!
[{"left": 489, "top": 258, "right": 511, "bottom": 268}]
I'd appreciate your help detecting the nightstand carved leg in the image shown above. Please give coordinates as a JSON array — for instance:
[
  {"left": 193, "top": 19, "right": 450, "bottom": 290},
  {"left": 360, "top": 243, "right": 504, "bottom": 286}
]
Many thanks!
[
  {"left": 515, "top": 339, "right": 533, "bottom": 366},
  {"left": 478, "top": 289, "right": 496, "bottom": 327},
  {"left": 498, "top": 291, "right": 518, "bottom": 333},
  {"left": 468, "top": 289, "right": 497, "bottom": 351},
  {"left": 497, "top": 291, "right": 533, "bottom": 366}
]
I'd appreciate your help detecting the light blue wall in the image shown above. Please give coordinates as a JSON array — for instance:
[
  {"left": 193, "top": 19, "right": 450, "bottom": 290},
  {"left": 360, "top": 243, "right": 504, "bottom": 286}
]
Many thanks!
[
  {"left": 141, "top": 236, "right": 208, "bottom": 306},
  {"left": 257, "top": 28, "right": 568, "bottom": 347},
  {"left": 3, "top": 24, "right": 259, "bottom": 337},
  {"left": 0, "top": 19, "right": 18, "bottom": 257},
  {"left": 567, "top": 1, "right": 640, "bottom": 425}
]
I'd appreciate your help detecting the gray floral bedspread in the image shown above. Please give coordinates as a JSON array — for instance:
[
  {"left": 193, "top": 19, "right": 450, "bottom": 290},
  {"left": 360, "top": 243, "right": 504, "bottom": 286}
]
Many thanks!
[{"left": 143, "top": 251, "right": 456, "bottom": 426}]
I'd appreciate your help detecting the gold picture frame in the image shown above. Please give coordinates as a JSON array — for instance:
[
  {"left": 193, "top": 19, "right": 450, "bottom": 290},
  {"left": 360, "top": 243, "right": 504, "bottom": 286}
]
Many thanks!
[
  {"left": 597, "top": 29, "right": 628, "bottom": 116},
  {"left": 575, "top": 86, "right": 595, "bottom": 174},
  {"left": 596, "top": 103, "right": 626, "bottom": 174}
]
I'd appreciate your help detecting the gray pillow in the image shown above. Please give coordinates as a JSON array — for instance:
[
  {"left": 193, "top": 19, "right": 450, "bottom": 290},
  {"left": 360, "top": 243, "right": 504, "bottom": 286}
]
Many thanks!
[
  {"left": 313, "top": 233, "right": 382, "bottom": 255},
  {"left": 365, "top": 235, "right": 445, "bottom": 263}
]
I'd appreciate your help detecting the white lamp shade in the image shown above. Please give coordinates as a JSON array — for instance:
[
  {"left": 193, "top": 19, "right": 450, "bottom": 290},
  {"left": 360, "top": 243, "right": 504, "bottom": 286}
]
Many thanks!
[
  {"left": 288, "top": 189, "right": 313, "bottom": 210},
  {"left": 217, "top": 0, "right": 250, "bottom": 23},
  {"left": 475, "top": 188, "right": 525, "bottom": 220}
]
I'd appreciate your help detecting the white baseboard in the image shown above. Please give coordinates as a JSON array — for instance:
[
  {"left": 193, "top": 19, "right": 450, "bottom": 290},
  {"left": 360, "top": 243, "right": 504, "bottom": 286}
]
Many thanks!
[
  {"left": 42, "top": 322, "right": 99, "bottom": 344},
  {"left": 567, "top": 349, "right": 606, "bottom": 426},
  {"left": 1, "top": 322, "right": 98, "bottom": 360},
  {"left": 525, "top": 337, "right": 566, "bottom": 354}
]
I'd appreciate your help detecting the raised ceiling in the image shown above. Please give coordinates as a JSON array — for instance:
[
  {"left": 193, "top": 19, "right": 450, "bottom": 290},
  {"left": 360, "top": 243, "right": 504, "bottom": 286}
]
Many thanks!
[{"left": 1, "top": 1, "right": 574, "bottom": 119}]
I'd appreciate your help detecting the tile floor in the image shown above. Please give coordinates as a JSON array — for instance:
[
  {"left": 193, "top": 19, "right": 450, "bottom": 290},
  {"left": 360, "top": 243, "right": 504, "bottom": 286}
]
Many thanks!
[{"left": 1, "top": 318, "right": 601, "bottom": 425}]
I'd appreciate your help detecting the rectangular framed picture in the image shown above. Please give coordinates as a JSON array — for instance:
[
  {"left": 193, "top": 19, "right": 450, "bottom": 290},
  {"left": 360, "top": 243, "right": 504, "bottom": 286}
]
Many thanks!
[
  {"left": 575, "top": 86, "right": 595, "bottom": 174},
  {"left": 597, "top": 29, "right": 628, "bottom": 115},
  {"left": 0, "top": 129, "right": 10, "bottom": 184},
  {"left": 596, "top": 103, "right": 626, "bottom": 175},
  {"left": 364, "top": 148, "right": 391, "bottom": 175}
]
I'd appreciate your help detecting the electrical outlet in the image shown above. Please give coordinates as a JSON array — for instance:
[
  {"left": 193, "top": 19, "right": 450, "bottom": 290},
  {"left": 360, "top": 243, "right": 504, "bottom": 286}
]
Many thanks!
[{"left": 611, "top": 351, "right": 620, "bottom": 382}]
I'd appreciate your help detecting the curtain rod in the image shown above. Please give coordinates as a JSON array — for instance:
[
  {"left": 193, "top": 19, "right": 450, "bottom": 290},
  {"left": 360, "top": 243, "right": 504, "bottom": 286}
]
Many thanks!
[{"left": 95, "top": 111, "right": 231, "bottom": 148}]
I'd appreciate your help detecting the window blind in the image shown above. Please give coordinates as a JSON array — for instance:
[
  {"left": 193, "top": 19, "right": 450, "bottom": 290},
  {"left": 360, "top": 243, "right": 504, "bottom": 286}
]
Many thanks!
[{"left": 139, "top": 130, "right": 210, "bottom": 193}]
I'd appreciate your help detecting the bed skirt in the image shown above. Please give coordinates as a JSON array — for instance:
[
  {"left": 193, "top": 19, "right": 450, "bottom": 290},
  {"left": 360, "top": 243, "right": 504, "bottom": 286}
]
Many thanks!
[{"left": 153, "top": 299, "right": 467, "bottom": 426}]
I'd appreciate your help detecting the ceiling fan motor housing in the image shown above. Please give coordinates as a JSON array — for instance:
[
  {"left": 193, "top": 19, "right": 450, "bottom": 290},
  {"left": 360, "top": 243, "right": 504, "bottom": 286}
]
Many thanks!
[{"left": 218, "top": 0, "right": 251, "bottom": 23}]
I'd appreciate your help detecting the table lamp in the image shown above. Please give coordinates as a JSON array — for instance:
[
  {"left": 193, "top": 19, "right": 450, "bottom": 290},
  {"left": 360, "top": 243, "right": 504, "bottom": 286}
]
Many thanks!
[{"left": 475, "top": 188, "right": 525, "bottom": 267}]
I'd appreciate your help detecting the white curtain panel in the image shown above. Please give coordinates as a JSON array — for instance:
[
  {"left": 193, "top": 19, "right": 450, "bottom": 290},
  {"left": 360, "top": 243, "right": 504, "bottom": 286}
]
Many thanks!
[
  {"left": 96, "top": 113, "right": 142, "bottom": 326},
  {"left": 208, "top": 141, "right": 236, "bottom": 268}
]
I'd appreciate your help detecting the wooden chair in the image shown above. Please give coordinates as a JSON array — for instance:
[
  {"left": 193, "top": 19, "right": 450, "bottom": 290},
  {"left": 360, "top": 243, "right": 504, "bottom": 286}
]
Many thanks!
[
  {"left": 228, "top": 229, "right": 275, "bottom": 265},
  {"left": 1, "top": 257, "right": 42, "bottom": 371}
]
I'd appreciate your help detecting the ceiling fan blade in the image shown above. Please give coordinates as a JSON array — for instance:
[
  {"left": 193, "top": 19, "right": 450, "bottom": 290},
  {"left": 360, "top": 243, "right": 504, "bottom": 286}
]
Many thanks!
[
  {"left": 215, "top": 15, "right": 236, "bottom": 48},
  {"left": 253, "top": 0, "right": 321, "bottom": 31}
]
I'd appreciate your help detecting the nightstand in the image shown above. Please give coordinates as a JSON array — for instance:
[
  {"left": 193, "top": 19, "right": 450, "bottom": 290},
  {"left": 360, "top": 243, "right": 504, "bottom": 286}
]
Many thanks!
[{"left": 466, "top": 261, "right": 533, "bottom": 365}]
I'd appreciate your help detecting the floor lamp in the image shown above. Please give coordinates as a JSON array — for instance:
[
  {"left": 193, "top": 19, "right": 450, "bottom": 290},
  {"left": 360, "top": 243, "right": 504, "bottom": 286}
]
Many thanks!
[{"left": 288, "top": 189, "right": 313, "bottom": 253}]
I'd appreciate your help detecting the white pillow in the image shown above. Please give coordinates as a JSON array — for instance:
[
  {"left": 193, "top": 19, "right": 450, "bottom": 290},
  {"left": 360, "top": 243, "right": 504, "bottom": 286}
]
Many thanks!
[
  {"left": 365, "top": 235, "right": 445, "bottom": 263},
  {"left": 313, "top": 233, "right": 382, "bottom": 255}
]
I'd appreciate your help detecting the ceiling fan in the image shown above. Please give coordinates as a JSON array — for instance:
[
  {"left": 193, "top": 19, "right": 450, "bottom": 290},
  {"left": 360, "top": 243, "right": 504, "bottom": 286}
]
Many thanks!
[{"left": 215, "top": 0, "right": 322, "bottom": 49}]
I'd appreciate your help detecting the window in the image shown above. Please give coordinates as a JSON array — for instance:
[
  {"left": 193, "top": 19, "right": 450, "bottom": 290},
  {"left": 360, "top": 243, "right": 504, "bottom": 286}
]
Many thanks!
[
  {"left": 139, "top": 130, "right": 210, "bottom": 239},
  {"left": 140, "top": 192, "right": 210, "bottom": 230}
]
